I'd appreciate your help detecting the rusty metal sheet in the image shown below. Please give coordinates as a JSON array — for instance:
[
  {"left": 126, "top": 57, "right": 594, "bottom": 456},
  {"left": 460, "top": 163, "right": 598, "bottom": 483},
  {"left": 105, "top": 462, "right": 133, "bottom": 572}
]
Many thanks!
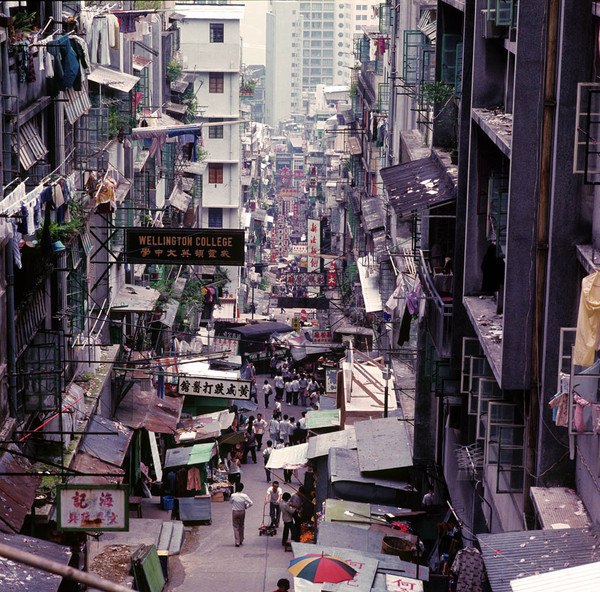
[
  {"left": 355, "top": 416, "right": 413, "bottom": 472},
  {"left": 0, "top": 533, "right": 71, "bottom": 592},
  {"left": 116, "top": 389, "right": 183, "bottom": 434},
  {"left": 80, "top": 415, "right": 133, "bottom": 467},
  {"left": 70, "top": 451, "right": 124, "bottom": 484},
  {"left": 0, "top": 445, "right": 41, "bottom": 533}
]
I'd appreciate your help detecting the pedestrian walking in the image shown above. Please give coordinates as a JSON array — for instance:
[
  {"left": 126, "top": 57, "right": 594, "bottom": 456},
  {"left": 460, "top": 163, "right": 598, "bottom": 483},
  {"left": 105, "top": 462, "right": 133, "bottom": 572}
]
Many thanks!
[
  {"left": 243, "top": 428, "right": 257, "bottom": 463},
  {"left": 270, "top": 356, "right": 278, "bottom": 378},
  {"left": 266, "top": 481, "right": 282, "bottom": 527},
  {"left": 279, "top": 492, "right": 294, "bottom": 547},
  {"left": 274, "top": 399, "right": 282, "bottom": 416},
  {"left": 254, "top": 413, "right": 268, "bottom": 450},
  {"left": 279, "top": 414, "right": 292, "bottom": 445},
  {"left": 274, "top": 373, "right": 284, "bottom": 401},
  {"left": 299, "top": 373, "right": 308, "bottom": 406},
  {"left": 227, "top": 451, "right": 242, "bottom": 487},
  {"left": 291, "top": 375, "right": 300, "bottom": 406},
  {"left": 269, "top": 413, "right": 280, "bottom": 443},
  {"left": 230, "top": 483, "right": 253, "bottom": 547},
  {"left": 262, "top": 379, "right": 273, "bottom": 408},
  {"left": 284, "top": 378, "right": 293, "bottom": 405},
  {"left": 289, "top": 488, "right": 303, "bottom": 542},
  {"left": 263, "top": 439, "right": 274, "bottom": 482}
]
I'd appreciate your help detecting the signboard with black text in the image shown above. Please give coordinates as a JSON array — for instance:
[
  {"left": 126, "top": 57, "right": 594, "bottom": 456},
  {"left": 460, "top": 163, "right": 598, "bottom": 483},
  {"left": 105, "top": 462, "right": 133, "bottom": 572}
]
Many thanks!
[
  {"left": 125, "top": 228, "right": 245, "bottom": 266},
  {"left": 178, "top": 376, "right": 251, "bottom": 399},
  {"left": 286, "top": 273, "right": 326, "bottom": 287}
]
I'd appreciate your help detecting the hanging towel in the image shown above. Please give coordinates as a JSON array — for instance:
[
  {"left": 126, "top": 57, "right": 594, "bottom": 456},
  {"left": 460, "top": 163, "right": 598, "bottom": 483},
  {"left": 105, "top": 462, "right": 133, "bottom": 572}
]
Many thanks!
[{"left": 573, "top": 271, "right": 600, "bottom": 366}]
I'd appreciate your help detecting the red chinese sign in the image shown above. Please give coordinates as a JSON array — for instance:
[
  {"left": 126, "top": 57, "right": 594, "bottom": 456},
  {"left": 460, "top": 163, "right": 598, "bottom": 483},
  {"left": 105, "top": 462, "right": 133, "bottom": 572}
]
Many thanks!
[
  {"left": 311, "top": 330, "right": 332, "bottom": 343},
  {"left": 57, "top": 485, "right": 128, "bottom": 531}
]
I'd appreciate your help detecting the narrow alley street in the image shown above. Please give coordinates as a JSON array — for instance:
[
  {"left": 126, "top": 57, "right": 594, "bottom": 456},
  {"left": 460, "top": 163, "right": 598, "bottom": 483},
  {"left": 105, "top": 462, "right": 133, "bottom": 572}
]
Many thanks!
[{"left": 166, "top": 376, "right": 307, "bottom": 592}]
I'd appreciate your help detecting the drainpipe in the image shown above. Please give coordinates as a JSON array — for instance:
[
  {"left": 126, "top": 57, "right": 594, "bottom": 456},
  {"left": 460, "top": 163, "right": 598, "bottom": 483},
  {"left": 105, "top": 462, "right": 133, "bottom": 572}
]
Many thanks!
[
  {"left": 530, "top": 0, "right": 559, "bottom": 496},
  {"left": 2, "top": 1, "right": 17, "bottom": 419}
]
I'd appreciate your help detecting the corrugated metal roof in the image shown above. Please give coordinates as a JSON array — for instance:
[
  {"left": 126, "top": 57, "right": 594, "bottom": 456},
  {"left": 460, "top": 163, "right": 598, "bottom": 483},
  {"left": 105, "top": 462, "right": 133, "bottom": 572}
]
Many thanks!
[
  {"left": 70, "top": 451, "right": 125, "bottom": 484},
  {"left": 88, "top": 66, "right": 140, "bottom": 93},
  {"left": 306, "top": 426, "right": 356, "bottom": 459},
  {"left": 530, "top": 486, "right": 590, "bottom": 529},
  {"left": 265, "top": 443, "right": 308, "bottom": 470},
  {"left": 80, "top": 415, "right": 133, "bottom": 467},
  {"left": 111, "top": 284, "right": 160, "bottom": 313},
  {"left": 510, "top": 561, "right": 600, "bottom": 592},
  {"left": 14, "top": 120, "right": 48, "bottom": 170},
  {"left": 361, "top": 196, "right": 385, "bottom": 231},
  {"left": 164, "top": 442, "right": 216, "bottom": 469},
  {"left": 478, "top": 527, "right": 600, "bottom": 592},
  {"left": 115, "top": 389, "right": 183, "bottom": 434},
  {"left": 159, "top": 299, "right": 180, "bottom": 328},
  {"left": 63, "top": 84, "right": 92, "bottom": 124},
  {"left": 381, "top": 154, "right": 456, "bottom": 218},
  {"left": 355, "top": 416, "right": 413, "bottom": 472},
  {"left": 0, "top": 445, "right": 41, "bottom": 533},
  {"left": 357, "top": 256, "right": 383, "bottom": 313},
  {"left": 0, "top": 533, "right": 71, "bottom": 592}
]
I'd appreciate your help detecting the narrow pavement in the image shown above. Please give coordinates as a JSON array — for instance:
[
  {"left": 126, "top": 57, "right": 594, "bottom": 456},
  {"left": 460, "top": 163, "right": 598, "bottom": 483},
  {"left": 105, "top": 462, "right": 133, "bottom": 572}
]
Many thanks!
[{"left": 166, "top": 373, "right": 308, "bottom": 592}]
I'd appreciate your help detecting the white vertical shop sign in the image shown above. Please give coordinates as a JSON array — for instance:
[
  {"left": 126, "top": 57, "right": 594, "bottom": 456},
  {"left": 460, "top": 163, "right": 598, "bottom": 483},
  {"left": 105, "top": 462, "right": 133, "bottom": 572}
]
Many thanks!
[{"left": 307, "top": 218, "right": 321, "bottom": 273}]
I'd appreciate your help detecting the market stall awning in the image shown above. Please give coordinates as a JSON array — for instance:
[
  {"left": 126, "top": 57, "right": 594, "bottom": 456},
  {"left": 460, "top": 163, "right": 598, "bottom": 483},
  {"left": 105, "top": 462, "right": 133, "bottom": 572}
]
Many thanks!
[
  {"left": 115, "top": 389, "right": 184, "bottom": 434},
  {"left": 381, "top": 153, "right": 456, "bottom": 218},
  {"left": 88, "top": 65, "right": 140, "bottom": 92},
  {"left": 164, "top": 442, "right": 217, "bottom": 469},
  {"left": 478, "top": 527, "right": 600, "bottom": 592},
  {"left": 0, "top": 533, "right": 71, "bottom": 592},
  {"left": 306, "top": 427, "right": 357, "bottom": 459},
  {"left": 510, "top": 562, "right": 600, "bottom": 592},
  {"left": 0, "top": 445, "right": 41, "bottom": 533},
  {"left": 305, "top": 409, "right": 341, "bottom": 431},
  {"left": 266, "top": 443, "right": 308, "bottom": 470},
  {"left": 80, "top": 415, "right": 134, "bottom": 468},
  {"left": 329, "top": 447, "right": 414, "bottom": 500},
  {"left": 355, "top": 416, "right": 413, "bottom": 472},
  {"left": 110, "top": 284, "right": 161, "bottom": 313}
]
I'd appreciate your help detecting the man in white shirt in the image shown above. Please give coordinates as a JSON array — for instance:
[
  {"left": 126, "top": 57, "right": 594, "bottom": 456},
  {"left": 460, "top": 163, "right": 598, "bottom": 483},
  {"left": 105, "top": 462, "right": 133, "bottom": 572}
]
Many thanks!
[
  {"left": 263, "top": 440, "right": 274, "bottom": 482},
  {"left": 254, "top": 412, "right": 268, "bottom": 450},
  {"left": 262, "top": 380, "right": 273, "bottom": 408},
  {"left": 266, "top": 481, "right": 282, "bottom": 526},
  {"left": 291, "top": 375, "right": 300, "bottom": 406},
  {"left": 269, "top": 414, "right": 280, "bottom": 443},
  {"left": 230, "top": 483, "right": 253, "bottom": 547},
  {"left": 274, "top": 374, "right": 284, "bottom": 401},
  {"left": 279, "top": 414, "right": 291, "bottom": 445}
]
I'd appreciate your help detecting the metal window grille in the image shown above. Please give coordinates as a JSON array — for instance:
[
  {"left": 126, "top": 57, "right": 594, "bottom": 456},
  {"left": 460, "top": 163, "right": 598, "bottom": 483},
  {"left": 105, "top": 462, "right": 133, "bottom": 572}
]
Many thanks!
[
  {"left": 486, "top": 0, "right": 514, "bottom": 26},
  {"left": 573, "top": 83, "right": 600, "bottom": 184},
  {"left": 75, "top": 107, "right": 109, "bottom": 171},
  {"left": 441, "top": 34, "right": 461, "bottom": 87},
  {"left": 210, "top": 23, "right": 224, "bottom": 43},
  {"left": 208, "top": 207, "right": 223, "bottom": 228},
  {"left": 486, "top": 174, "right": 509, "bottom": 256},
  {"left": 67, "top": 252, "right": 88, "bottom": 337},
  {"left": 402, "top": 30, "right": 435, "bottom": 85},
  {"left": 377, "top": 82, "right": 389, "bottom": 113}
]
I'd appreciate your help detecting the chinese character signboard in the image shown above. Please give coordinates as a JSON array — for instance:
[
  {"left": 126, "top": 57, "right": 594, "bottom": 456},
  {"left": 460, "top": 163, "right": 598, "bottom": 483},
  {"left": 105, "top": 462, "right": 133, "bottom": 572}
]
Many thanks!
[
  {"left": 211, "top": 337, "right": 240, "bottom": 355},
  {"left": 286, "top": 273, "right": 326, "bottom": 286},
  {"left": 307, "top": 218, "right": 321, "bottom": 273},
  {"left": 385, "top": 575, "right": 424, "bottom": 591},
  {"left": 311, "top": 330, "right": 332, "bottom": 343},
  {"left": 125, "top": 228, "right": 245, "bottom": 266},
  {"left": 57, "top": 484, "right": 129, "bottom": 531},
  {"left": 178, "top": 376, "right": 251, "bottom": 400}
]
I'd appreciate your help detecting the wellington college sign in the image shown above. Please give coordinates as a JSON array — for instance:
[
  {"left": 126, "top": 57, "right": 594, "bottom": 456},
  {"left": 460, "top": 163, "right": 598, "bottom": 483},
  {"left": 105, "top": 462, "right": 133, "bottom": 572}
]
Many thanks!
[{"left": 125, "top": 228, "right": 245, "bottom": 266}]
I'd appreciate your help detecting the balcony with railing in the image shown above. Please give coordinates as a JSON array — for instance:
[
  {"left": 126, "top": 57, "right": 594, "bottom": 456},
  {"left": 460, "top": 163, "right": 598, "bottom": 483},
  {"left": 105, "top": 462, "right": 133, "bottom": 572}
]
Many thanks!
[{"left": 418, "top": 249, "right": 453, "bottom": 358}]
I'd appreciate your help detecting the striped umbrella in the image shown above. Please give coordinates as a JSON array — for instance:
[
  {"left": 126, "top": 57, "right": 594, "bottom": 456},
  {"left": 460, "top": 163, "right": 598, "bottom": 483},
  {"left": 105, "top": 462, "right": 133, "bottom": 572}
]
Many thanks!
[{"left": 288, "top": 553, "right": 357, "bottom": 583}]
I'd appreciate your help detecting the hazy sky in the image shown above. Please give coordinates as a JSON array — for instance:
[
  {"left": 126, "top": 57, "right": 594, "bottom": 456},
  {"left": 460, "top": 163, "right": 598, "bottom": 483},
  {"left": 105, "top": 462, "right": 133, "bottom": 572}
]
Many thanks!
[{"left": 240, "top": 0, "right": 269, "bottom": 66}]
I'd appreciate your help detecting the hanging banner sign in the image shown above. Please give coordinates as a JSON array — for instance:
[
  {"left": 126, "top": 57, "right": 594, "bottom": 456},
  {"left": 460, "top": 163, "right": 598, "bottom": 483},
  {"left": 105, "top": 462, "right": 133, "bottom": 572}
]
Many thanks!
[
  {"left": 385, "top": 575, "right": 424, "bottom": 591},
  {"left": 57, "top": 484, "right": 129, "bottom": 532},
  {"left": 178, "top": 376, "right": 251, "bottom": 399},
  {"left": 307, "top": 218, "right": 321, "bottom": 272},
  {"left": 125, "top": 228, "right": 245, "bottom": 266},
  {"left": 211, "top": 337, "right": 240, "bottom": 355},
  {"left": 286, "top": 273, "right": 326, "bottom": 287}
]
